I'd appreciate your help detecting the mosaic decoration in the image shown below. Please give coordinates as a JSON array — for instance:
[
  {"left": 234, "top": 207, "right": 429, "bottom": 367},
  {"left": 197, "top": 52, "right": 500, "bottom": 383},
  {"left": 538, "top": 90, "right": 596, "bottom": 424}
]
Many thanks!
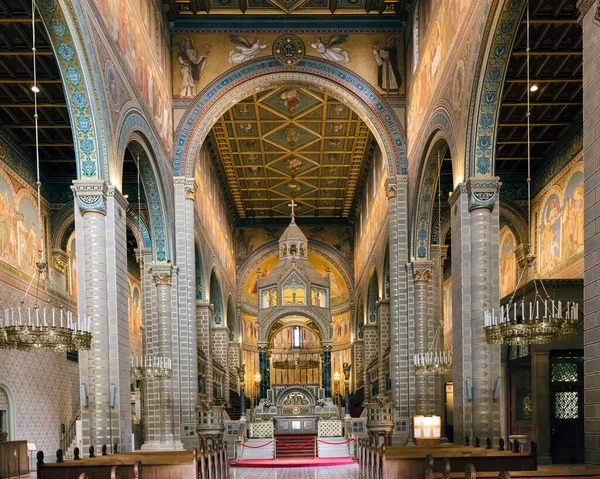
[
  {"left": 414, "top": 139, "right": 448, "bottom": 259},
  {"left": 209, "top": 86, "right": 373, "bottom": 219},
  {"left": 37, "top": 0, "right": 102, "bottom": 179},
  {"left": 273, "top": 35, "right": 305, "bottom": 65},
  {"left": 471, "top": 0, "right": 527, "bottom": 176},
  {"left": 118, "top": 113, "right": 170, "bottom": 263},
  {"left": 173, "top": 57, "right": 408, "bottom": 180},
  {"left": 210, "top": 269, "right": 224, "bottom": 325},
  {"left": 356, "top": 296, "right": 364, "bottom": 339},
  {"left": 367, "top": 269, "right": 378, "bottom": 323}
]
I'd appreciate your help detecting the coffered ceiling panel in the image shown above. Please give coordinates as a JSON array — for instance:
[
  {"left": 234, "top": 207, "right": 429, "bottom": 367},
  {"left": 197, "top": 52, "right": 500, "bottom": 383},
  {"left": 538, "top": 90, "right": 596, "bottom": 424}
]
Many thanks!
[{"left": 209, "top": 86, "right": 374, "bottom": 220}]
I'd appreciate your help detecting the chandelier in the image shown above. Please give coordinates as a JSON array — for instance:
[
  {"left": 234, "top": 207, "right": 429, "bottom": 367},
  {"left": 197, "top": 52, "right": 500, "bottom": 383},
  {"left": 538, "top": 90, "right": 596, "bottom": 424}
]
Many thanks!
[
  {"left": 130, "top": 356, "right": 173, "bottom": 380},
  {"left": 483, "top": 2, "right": 579, "bottom": 346},
  {"left": 0, "top": 3, "right": 92, "bottom": 353},
  {"left": 273, "top": 352, "right": 320, "bottom": 370}
]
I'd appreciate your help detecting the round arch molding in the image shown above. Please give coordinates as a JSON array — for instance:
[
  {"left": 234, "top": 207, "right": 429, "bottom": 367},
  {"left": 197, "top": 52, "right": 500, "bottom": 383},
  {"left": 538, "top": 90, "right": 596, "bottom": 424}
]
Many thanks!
[
  {"left": 37, "top": 0, "right": 109, "bottom": 180},
  {"left": 173, "top": 56, "right": 408, "bottom": 179},
  {"left": 259, "top": 306, "right": 332, "bottom": 345},
  {"left": 466, "top": 0, "right": 527, "bottom": 177}
]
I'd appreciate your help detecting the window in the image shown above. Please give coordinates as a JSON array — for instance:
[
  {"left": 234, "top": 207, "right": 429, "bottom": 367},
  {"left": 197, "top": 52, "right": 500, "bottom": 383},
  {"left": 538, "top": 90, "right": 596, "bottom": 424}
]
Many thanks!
[{"left": 293, "top": 326, "right": 302, "bottom": 348}]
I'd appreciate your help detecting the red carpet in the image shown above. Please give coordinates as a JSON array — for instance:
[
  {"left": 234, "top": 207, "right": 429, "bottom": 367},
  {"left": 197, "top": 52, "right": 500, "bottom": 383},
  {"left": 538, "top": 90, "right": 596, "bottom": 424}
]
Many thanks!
[{"left": 233, "top": 458, "right": 356, "bottom": 468}]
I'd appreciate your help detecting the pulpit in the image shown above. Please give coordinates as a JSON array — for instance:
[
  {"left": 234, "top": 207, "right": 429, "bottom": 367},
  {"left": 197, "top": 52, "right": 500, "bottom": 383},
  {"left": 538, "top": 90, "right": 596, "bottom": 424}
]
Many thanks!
[{"left": 0, "top": 440, "right": 28, "bottom": 478}]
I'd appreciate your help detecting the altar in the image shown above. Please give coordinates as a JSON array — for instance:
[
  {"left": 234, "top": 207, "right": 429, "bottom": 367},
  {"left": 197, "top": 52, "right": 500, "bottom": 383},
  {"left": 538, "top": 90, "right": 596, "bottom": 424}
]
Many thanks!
[{"left": 274, "top": 415, "right": 318, "bottom": 435}]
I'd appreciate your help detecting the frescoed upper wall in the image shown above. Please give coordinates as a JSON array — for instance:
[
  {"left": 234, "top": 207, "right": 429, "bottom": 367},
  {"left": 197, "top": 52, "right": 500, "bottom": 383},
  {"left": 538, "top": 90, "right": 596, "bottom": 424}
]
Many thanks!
[
  {"left": 499, "top": 226, "right": 516, "bottom": 299},
  {"left": 354, "top": 145, "right": 388, "bottom": 282},
  {"left": 90, "top": 0, "right": 173, "bottom": 150},
  {"left": 194, "top": 144, "right": 236, "bottom": 288},
  {"left": 172, "top": 33, "right": 405, "bottom": 102}
]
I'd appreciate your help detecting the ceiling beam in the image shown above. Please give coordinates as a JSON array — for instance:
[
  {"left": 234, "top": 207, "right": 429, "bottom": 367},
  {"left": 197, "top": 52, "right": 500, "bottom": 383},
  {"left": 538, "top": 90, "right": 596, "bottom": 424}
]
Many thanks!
[
  {"left": 521, "top": 19, "right": 578, "bottom": 24},
  {"left": 23, "top": 142, "right": 73, "bottom": 147},
  {"left": 0, "top": 18, "right": 42, "bottom": 23},
  {"left": 0, "top": 124, "right": 71, "bottom": 129},
  {"left": 0, "top": 51, "right": 53, "bottom": 56},
  {"left": 496, "top": 157, "right": 544, "bottom": 161},
  {"left": 499, "top": 122, "right": 572, "bottom": 127},
  {"left": 505, "top": 78, "right": 581, "bottom": 83},
  {"left": 0, "top": 103, "right": 67, "bottom": 108},
  {"left": 512, "top": 50, "right": 582, "bottom": 56},
  {"left": 501, "top": 101, "right": 580, "bottom": 107},
  {"left": 496, "top": 140, "right": 555, "bottom": 145}
]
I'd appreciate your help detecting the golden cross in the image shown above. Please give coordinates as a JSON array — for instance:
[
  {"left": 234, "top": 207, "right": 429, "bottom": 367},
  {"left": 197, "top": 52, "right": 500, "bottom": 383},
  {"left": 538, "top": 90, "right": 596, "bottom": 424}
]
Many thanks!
[{"left": 288, "top": 199, "right": 297, "bottom": 220}]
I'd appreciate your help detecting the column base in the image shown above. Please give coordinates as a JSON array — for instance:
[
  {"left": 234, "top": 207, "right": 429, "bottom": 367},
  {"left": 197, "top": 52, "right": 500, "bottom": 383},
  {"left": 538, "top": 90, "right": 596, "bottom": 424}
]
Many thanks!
[{"left": 140, "top": 440, "right": 186, "bottom": 451}]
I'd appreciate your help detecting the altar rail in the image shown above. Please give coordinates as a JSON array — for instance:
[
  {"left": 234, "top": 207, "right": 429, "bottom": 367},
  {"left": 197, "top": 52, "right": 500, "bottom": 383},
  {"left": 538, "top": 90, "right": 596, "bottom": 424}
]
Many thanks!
[
  {"left": 36, "top": 443, "right": 228, "bottom": 479},
  {"left": 357, "top": 440, "right": 537, "bottom": 479}
]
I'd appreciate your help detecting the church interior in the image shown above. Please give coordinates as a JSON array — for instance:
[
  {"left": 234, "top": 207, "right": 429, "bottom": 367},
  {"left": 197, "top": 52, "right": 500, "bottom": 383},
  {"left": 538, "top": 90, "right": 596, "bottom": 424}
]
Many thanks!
[{"left": 0, "top": 0, "right": 598, "bottom": 477}]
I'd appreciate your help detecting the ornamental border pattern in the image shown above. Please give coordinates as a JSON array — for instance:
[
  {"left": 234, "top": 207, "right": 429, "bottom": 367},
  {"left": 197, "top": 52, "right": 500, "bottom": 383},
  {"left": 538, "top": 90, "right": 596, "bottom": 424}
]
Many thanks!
[
  {"left": 471, "top": 0, "right": 527, "bottom": 176},
  {"left": 414, "top": 138, "right": 449, "bottom": 259},
  {"left": 37, "top": 0, "right": 100, "bottom": 179},
  {"left": 173, "top": 56, "right": 407, "bottom": 178},
  {"left": 118, "top": 112, "right": 169, "bottom": 262}
]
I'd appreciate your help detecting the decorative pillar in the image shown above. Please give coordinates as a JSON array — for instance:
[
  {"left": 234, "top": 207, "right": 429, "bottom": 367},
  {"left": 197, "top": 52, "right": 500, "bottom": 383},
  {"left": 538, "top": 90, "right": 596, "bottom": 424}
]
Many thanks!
[
  {"left": 386, "top": 176, "right": 412, "bottom": 420},
  {"left": 377, "top": 299, "right": 391, "bottom": 398},
  {"left": 71, "top": 180, "right": 132, "bottom": 452},
  {"left": 450, "top": 179, "right": 502, "bottom": 444},
  {"left": 343, "top": 362, "right": 352, "bottom": 418},
  {"left": 430, "top": 245, "right": 448, "bottom": 426},
  {"left": 323, "top": 346, "right": 332, "bottom": 398},
  {"left": 531, "top": 350, "right": 551, "bottom": 464},
  {"left": 411, "top": 262, "right": 433, "bottom": 415},
  {"left": 174, "top": 177, "right": 198, "bottom": 446},
  {"left": 196, "top": 301, "right": 213, "bottom": 401},
  {"left": 259, "top": 347, "right": 268, "bottom": 399},
  {"left": 144, "top": 263, "right": 183, "bottom": 450},
  {"left": 238, "top": 364, "right": 246, "bottom": 419}
]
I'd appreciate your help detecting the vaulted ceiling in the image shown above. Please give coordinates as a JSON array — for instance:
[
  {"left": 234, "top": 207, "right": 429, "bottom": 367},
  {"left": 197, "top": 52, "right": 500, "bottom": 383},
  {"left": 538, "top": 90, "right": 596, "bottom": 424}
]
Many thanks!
[{"left": 208, "top": 86, "right": 375, "bottom": 220}]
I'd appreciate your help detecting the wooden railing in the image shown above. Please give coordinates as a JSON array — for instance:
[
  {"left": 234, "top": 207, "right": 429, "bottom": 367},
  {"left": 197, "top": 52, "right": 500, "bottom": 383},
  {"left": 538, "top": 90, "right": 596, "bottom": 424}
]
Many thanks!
[{"left": 59, "top": 411, "right": 80, "bottom": 456}]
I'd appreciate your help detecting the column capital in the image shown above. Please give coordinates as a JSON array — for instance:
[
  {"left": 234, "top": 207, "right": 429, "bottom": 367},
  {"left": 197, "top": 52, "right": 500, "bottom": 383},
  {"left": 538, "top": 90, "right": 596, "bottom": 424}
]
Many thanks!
[
  {"left": 107, "top": 185, "right": 129, "bottom": 211},
  {"left": 385, "top": 175, "right": 408, "bottom": 199},
  {"left": 430, "top": 244, "right": 449, "bottom": 265},
  {"left": 185, "top": 178, "right": 196, "bottom": 200},
  {"left": 51, "top": 248, "right": 69, "bottom": 274},
  {"left": 150, "top": 262, "right": 176, "bottom": 285},
  {"left": 410, "top": 261, "right": 433, "bottom": 282},
  {"left": 71, "top": 179, "right": 108, "bottom": 215},
  {"left": 134, "top": 247, "right": 153, "bottom": 265},
  {"left": 466, "top": 177, "right": 501, "bottom": 212}
]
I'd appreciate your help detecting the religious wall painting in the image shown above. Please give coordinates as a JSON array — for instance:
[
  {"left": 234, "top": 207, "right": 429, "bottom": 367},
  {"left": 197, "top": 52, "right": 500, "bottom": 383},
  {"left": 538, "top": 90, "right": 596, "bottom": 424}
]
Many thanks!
[
  {"left": 0, "top": 175, "right": 16, "bottom": 265},
  {"left": 67, "top": 231, "right": 77, "bottom": 299},
  {"left": 105, "top": 62, "right": 120, "bottom": 109},
  {"left": 442, "top": 278, "right": 452, "bottom": 352},
  {"left": 128, "top": 275, "right": 142, "bottom": 357},
  {"left": 171, "top": 33, "right": 405, "bottom": 100},
  {"left": 0, "top": 139, "right": 5, "bottom": 159},
  {"left": 499, "top": 227, "right": 516, "bottom": 299},
  {"left": 242, "top": 313, "right": 258, "bottom": 344},
  {"left": 538, "top": 193, "right": 561, "bottom": 275},
  {"left": 561, "top": 171, "right": 583, "bottom": 258},
  {"left": 228, "top": 36, "right": 269, "bottom": 64},
  {"left": 18, "top": 198, "right": 41, "bottom": 278},
  {"left": 92, "top": 0, "right": 172, "bottom": 149},
  {"left": 332, "top": 311, "right": 350, "bottom": 343},
  {"left": 310, "top": 35, "right": 350, "bottom": 63}
]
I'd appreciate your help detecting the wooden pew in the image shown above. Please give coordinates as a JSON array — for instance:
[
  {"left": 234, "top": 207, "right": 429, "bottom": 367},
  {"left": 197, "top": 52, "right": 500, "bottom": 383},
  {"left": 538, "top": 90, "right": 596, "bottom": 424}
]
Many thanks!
[
  {"left": 36, "top": 442, "right": 229, "bottom": 479},
  {"left": 428, "top": 460, "right": 600, "bottom": 479}
]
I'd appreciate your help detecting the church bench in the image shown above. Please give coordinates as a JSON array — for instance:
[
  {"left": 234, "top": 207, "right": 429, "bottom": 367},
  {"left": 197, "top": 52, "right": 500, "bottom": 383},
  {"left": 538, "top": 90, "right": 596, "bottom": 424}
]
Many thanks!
[
  {"left": 433, "top": 472, "right": 600, "bottom": 478},
  {"left": 36, "top": 442, "right": 229, "bottom": 479}
]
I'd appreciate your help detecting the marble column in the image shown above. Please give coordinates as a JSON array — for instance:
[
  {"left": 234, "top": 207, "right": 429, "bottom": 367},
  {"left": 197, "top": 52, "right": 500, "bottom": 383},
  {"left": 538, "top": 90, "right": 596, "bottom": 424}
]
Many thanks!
[
  {"left": 386, "top": 176, "right": 412, "bottom": 420},
  {"left": 532, "top": 350, "right": 551, "bottom": 464},
  {"left": 412, "top": 262, "right": 433, "bottom": 415},
  {"left": 174, "top": 177, "right": 198, "bottom": 445},
  {"left": 196, "top": 301, "right": 213, "bottom": 400},
  {"left": 323, "top": 348, "right": 332, "bottom": 398},
  {"left": 259, "top": 348, "right": 268, "bottom": 398},
  {"left": 71, "top": 180, "right": 132, "bottom": 451},
  {"left": 430, "top": 245, "right": 448, "bottom": 425},
  {"left": 450, "top": 179, "right": 502, "bottom": 444}
]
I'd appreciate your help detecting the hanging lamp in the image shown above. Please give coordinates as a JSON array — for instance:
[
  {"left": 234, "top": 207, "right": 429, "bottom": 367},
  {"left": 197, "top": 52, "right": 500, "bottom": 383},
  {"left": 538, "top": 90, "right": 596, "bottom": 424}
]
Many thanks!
[
  {"left": 413, "top": 151, "right": 452, "bottom": 376},
  {"left": 483, "top": 2, "right": 579, "bottom": 346},
  {"left": 0, "top": 0, "right": 91, "bottom": 352}
]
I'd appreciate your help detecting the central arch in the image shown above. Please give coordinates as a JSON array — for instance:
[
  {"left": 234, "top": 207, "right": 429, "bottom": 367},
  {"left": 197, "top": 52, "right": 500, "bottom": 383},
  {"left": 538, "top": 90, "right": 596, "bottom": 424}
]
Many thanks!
[{"left": 173, "top": 56, "right": 407, "bottom": 179}]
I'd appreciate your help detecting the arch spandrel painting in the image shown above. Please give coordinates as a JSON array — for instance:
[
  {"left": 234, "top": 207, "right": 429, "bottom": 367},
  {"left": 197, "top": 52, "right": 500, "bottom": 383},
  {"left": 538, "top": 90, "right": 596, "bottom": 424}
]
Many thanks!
[
  {"left": 499, "top": 227, "right": 516, "bottom": 299},
  {"left": 0, "top": 168, "right": 46, "bottom": 279},
  {"left": 171, "top": 33, "right": 405, "bottom": 100},
  {"left": 242, "top": 251, "right": 349, "bottom": 307},
  {"left": 534, "top": 159, "right": 583, "bottom": 278},
  {"left": 332, "top": 311, "right": 350, "bottom": 344}
]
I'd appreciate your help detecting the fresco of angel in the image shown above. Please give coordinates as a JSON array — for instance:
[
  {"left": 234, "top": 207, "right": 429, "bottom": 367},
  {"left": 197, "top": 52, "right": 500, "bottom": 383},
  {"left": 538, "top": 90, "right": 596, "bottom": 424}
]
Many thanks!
[
  {"left": 228, "top": 35, "right": 269, "bottom": 64},
  {"left": 310, "top": 35, "right": 350, "bottom": 63}
]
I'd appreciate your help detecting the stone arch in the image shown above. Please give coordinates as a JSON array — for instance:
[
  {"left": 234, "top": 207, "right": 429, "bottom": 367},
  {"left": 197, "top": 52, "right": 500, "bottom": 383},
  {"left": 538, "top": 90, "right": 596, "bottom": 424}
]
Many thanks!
[
  {"left": 412, "top": 131, "right": 451, "bottom": 260},
  {"left": 51, "top": 202, "right": 76, "bottom": 251},
  {"left": 466, "top": 0, "right": 527, "bottom": 177},
  {"left": 173, "top": 56, "right": 408, "bottom": 179},
  {"left": 367, "top": 267, "right": 379, "bottom": 324},
  {"left": 0, "top": 384, "right": 16, "bottom": 441},
  {"left": 195, "top": 235, "right": 205, "bottom": 301},
  {"left": 355, "top": 295, "right": 365, "bottom": 339},
  {"left": 432, "top": 207, "right": 452, "bottom": 247},
  {"left": 118, "top": 121, "right": 171, "bottom": 263},
  {"left": 37, "top": 0, "right": 109, "bottom": 180},
  {"left": 258, "top": 307, "right": 332, "bottom": 345},
  {"left": 226, "top": 294, "right": 236, "bottom": 340},
  {"left": 500, "top": 198, "right": 529, "bottom": 247},
  {"left": 209, "top": 268, "right": 224, "bottom": 326},
  {"left": 125, "top": 209, "right": 152, "bottom": 250}
]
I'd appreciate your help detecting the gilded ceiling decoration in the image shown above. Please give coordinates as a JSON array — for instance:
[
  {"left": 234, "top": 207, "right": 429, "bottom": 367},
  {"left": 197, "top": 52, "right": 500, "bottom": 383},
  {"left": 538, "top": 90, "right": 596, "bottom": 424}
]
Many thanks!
[{"left": 209, "top": 86, "right": 374, "bottom": 219}]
